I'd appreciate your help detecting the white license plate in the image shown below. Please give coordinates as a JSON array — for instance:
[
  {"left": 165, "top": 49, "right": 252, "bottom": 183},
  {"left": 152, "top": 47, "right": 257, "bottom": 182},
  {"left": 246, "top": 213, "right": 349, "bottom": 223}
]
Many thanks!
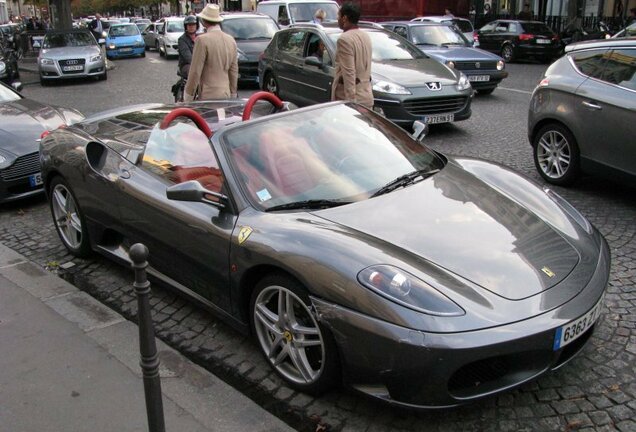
[
  {"left": 120, "top": 47, "right": 133, "bottom": 52},
  {"left": 29, "top": 172, "right": 43, "bottom": 187},
  {"left": 63, "top": 65, "right": 83, "bottom": 71},
  {"left": 468, "top": 75, "right": 490, "bottom": 82},
  {"left": 536, "top": 39, "right": 551, "bottom": 44},
  {"left": 423, "top": 113, "right": 454, "bottom": 124},
  {"left": 553, "top": 294, "right": 604, "bottom": 351}
]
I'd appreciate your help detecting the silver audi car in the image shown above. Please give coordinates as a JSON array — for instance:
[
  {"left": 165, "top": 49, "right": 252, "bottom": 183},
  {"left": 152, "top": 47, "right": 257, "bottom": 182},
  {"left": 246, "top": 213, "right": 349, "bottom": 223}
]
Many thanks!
[{"left": 38, "top": 30, "right": 107, "bottom": 86}]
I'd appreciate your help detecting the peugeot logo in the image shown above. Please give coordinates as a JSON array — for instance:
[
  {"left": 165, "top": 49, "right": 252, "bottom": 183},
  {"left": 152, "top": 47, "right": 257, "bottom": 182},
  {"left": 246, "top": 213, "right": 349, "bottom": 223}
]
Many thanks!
[
  {"left": 475, "top": 62, "right": 481, "bottom": 69},
  {"left": 426, "top": 82, "right": 442, "bottom": 91},
  {"left": 66, "top": 59, "right": 79, "bottom": 65}
]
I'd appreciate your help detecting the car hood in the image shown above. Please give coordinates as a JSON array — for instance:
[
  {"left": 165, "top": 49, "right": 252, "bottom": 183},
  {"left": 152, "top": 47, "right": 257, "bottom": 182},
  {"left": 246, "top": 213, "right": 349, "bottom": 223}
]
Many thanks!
[
  {"left": 0, "top": 99, "right": 69, "bottom": 154},
  {"left": 39, "top": 46, "right": 101, "bottom": 59},
  {"left": 237, "top": 39, "right": 271, "bottom": 61},
  {"left": 317, "top": 161, "right": 580, "bottom": 301},
  {"left": 417, "top": 45, "right": 501, "bottom": 62},
  {"left": 107, "top": 35, "right": 142, "bottom": 44},
  {"left": 372, "top": 58, "right": 458, "bottom": 86}
]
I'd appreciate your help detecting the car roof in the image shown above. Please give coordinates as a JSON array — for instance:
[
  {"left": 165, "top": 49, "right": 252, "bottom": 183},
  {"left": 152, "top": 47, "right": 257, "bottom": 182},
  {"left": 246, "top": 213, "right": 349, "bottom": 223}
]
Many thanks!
[
  {"left": 415, "top": 16, "right": 471, "bottom": 22},
  {"left": 220, "top": 12, "right": 274, "bottom": 19},
  {"left": 382, "top": 20, "right": 453, "bottom": 27},
  {"left": 258, "top": 0, "right": 337, "bottom": 3},
  {"left": 565, "top": 38, "right": 636, "bottom": 52}
]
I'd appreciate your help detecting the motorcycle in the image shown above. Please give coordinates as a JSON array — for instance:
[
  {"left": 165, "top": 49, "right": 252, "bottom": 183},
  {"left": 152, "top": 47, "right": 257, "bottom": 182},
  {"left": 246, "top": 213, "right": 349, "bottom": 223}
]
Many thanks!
[
  {"left": 171, "top": 76, "right": 186, "bottom": 103},
  {"left": 560, "top": 20, "right": 612, "bottom": 45}
]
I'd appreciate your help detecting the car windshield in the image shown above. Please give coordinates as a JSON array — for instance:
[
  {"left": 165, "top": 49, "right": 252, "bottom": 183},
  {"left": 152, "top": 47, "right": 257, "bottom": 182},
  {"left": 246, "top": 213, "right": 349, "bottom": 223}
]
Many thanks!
[
  {"left": 222, "top": 103, "right": 444, "bottom": 211},
  {"left": 329, "top": 30, "right": 424, "bottom": 61},
  {"left": 449, "top": 19, "right": 473, "bottom": 33},
  {"left": 0, "top": 84, "right": 20, "bottom": 103},
  {"left": 410, "top": 25, "right": 468, "bottom": 46},
  {"left": 137, "top": 23, "right": 149, "bottom": 32},
  {"left": 110, "top": 24, "right": 139, "bottom": 37},
  {"left": 43, "top": 32, "right": 96, "bottom": 48},
  {"left": 221, "top": 18, "right": 278, "bottom": 39},
  {"left": 289, "top": 3, "right": 339, "bottom": 21},
  {"left": 166, "top": 21, "right": 183, "bottom": 32},
  {"left": 521, "top": 22, "right": 554, "bottom": 34}
]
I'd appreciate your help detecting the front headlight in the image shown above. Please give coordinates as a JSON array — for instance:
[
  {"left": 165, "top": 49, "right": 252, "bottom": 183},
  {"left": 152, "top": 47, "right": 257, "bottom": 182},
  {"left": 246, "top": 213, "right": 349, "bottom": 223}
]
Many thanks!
[
  {"left": 358, "top": 265, "right": 465, "bottom": 316},
  {"left": 456, "top": 73, "right": 471, "bottom": 91},
  {"left": 39, "top": 58, "right": 54, "bottom": 65},
  {"left": 0, "top": 150, "right": 17, "bottom": 169},
  {"left": 446, "top": 60, "right": 455, "bottom": 68},
  {"left": 89, "top": 54, "right": 102, "bottom": 62},
  {"left": 372, "top": 79, "right": 411, "bottom": 95},
  {"left": 135, "top": 40, "right": 144, "bottom": 47},
  {"left": 497, "top": 60, "right": 505, "bottom": 70},
  {"left": 0, "top": 61, "right": 5, "bottom": 73},
  {"left": 108, "top": 43, "right": 116, "bottom": 50}
]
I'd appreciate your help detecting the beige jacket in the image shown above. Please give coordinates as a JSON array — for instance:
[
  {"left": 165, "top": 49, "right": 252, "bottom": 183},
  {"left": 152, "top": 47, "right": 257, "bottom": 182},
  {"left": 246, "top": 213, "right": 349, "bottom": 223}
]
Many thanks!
[
  {"left": 184, "top": 26, "right": 238, "bottom": 101},
  {"left": 331, "top": 28, "right": 373, "bottom": 109}
]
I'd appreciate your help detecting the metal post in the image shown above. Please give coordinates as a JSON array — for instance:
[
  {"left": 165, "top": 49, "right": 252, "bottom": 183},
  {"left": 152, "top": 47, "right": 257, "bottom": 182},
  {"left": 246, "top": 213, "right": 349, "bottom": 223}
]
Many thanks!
[{"left": 130, "top": 243, "right": 166, "bottom": 432}]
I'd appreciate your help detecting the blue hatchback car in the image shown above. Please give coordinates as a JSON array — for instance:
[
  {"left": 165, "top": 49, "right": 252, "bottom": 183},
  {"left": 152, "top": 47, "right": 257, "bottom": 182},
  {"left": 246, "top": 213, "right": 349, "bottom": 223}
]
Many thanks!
[{"left": 106, "top": 23, "right": 145, "bottom": 59}]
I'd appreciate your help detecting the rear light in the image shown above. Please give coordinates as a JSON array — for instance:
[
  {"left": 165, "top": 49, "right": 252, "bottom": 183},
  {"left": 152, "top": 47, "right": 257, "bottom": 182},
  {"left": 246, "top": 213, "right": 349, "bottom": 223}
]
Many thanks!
[
  {"left": 473, "top": 31, "right": 479, "bottom": 42},
  {"left": 538, "top": 78, "right": 549, "bottom": 87},
  {"left": 519, "top": 33, "right": 534, "bottom": 41},
  {"left": 40, "top": 130, "right": 50, "bottom": 139}
]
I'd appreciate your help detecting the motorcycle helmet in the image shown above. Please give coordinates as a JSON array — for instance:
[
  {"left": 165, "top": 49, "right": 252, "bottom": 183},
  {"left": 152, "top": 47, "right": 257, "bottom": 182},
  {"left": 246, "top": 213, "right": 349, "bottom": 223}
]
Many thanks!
[{"left": 183, "top": 15, "right": 198, "bottom": 31}]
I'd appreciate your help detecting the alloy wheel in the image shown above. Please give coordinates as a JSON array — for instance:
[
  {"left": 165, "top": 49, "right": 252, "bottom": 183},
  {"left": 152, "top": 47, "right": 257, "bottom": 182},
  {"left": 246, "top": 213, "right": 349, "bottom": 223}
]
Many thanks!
[
  {"left": 253, "top": 285, "right": 325, "bottom": 385},
  {"left": 51, "top": 183, "right": 84, "bottom": 250},
  {"left": 536, "top": 129, "right": 571, "bottom": 180},
  {"left": 501, "top": 45, "right": 513, "bottom": 62},
  {"left": 265, "top": 74, "right": 278, "bottom": 95}
]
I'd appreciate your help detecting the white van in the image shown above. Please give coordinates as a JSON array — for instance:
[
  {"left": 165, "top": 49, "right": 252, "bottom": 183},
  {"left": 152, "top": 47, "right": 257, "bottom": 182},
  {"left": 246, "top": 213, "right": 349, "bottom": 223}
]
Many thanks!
[{"left": 257, "top": 0, "right": 339, "bottom": 26}]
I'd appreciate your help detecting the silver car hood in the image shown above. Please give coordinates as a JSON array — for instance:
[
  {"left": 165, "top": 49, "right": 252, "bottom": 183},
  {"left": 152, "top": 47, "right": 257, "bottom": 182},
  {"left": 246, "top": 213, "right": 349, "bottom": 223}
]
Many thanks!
[
  {"left": 40, "top": 45, "right": 101, "bottom": 59},
  {"left": 317, "top": 162, "right": 580, "bottom": 301},
  {"left": 372, "top": 59, "right": 458, "bottom": 86}
]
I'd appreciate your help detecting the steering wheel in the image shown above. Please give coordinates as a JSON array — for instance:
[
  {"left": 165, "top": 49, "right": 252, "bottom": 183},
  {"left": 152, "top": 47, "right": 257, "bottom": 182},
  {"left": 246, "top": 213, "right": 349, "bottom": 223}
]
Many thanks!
[
  {"left": 160, "top": 107, "right": 212, "bottom": 139},
  {"left": 242, "top": 91, "right": 285, "bottom": 121}
]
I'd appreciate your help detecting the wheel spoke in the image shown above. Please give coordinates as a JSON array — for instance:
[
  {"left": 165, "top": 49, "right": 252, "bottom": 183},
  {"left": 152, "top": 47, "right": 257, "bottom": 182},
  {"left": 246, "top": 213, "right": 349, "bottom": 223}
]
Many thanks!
[
  {"left": 69, "top": 213, "right": 82, "bottom": 234},
  {"left": 294, "top": 338, "right": 322, "bottom": 348},
  {"left": 52, "top": 188, "right": 67, "bottom": 213},
  {"left": 285, "top": 290, "right": 296, "bottom": 324},
  {"left": 292, "top": 323, "right": 319, "bottom": 336},
  {"left": 255, "top": 303, "right": 281, "bottom": 335},
  {"left": 272, "top": 344, "right": 289, "bottom": 366},
  {"left": 288, "top": 345, "right": 315, "bottom": 382}
]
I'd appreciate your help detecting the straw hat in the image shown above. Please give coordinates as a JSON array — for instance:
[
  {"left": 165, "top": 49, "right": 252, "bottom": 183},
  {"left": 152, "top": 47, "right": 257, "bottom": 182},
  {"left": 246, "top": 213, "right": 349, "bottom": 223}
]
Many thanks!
[{"left": 197, "top": 4, "right": 223, "bottom": 23}]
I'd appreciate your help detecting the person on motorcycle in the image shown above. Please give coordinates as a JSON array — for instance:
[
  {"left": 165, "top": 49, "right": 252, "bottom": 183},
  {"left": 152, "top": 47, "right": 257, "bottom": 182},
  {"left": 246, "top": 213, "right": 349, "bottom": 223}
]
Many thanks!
[{"left": 178, "top": 15, "right": 199, "bottom": 78}]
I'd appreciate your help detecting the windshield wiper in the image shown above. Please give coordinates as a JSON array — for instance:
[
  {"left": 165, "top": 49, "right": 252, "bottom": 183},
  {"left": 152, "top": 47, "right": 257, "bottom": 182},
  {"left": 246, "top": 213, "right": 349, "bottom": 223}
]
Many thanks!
[
  {"left": 265, "top": 199, "right": 351, "bottom": 212},
  {"left": 370, "top": 169, "right": 439, "bottom": 198}
]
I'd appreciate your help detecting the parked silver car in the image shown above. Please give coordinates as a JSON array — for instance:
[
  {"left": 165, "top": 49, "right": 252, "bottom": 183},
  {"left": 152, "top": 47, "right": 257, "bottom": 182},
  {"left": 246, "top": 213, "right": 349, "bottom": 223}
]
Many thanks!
[
  {"left": 142, "top": 21, "right": 164, "bottom": 51},
  {"left": 528, "top": 39, "right": 636, "bottom": 186},
  {"left": 38, "top": 30, "right": 107, "bottom": 85},
  {"left": 157, "top": 17, "right": 184, "bottom": 58}
]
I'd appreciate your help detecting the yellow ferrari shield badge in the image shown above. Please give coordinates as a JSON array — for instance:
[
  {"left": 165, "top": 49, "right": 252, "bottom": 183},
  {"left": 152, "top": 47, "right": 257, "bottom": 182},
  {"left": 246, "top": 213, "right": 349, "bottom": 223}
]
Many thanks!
[
  {"left": 541, "top": 266, "right": 556, "bottom": 278},
  {"left": 238, "top": 226, "right": 253, "bottom": 245}
]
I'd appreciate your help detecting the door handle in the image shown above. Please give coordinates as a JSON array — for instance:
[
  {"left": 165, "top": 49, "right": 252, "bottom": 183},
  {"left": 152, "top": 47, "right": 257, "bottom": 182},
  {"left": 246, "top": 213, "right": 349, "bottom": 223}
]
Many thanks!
[{"left": 582, "top": 100, "right": 602, "bottom": 110}]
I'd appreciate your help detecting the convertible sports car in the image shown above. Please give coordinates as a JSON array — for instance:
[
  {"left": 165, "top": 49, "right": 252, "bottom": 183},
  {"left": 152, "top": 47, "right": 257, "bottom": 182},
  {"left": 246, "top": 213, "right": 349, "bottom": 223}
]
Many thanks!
[
  {"left": 40, "top": 93, "right": 609, "bottom": 408},
  {"left": 0, "top": 81, "right": 83, "bottom": 203}
]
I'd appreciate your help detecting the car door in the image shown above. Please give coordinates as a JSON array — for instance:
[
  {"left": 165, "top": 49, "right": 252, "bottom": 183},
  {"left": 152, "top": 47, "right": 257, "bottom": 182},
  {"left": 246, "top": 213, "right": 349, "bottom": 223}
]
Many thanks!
[
  {"left": 574, "top": 47, "right": 636, "bottom": 177},
  {"left": 478, "top": 22, "right": 497, "bottom": 52},
  {"left": 296, "top": 31, "right": 334, "bottom": 105},
  {"left": 492, "top": 21, "right": 511, "bottom": 51},
  {"left": 143, "top": 23, "right": 156, "bottom": 47},
  {"left": 118, "top": 122, "right": 236, "bottom": 311},
  {"left": 273, "top": 29, "right": 307, "bottom": 104}
]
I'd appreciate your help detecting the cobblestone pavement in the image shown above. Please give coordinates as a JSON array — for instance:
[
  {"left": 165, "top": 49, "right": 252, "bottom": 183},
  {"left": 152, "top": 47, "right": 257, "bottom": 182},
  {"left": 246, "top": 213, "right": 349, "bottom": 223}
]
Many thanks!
[{"left": 3, "top": 64, "right": 636, "bottom": 431}]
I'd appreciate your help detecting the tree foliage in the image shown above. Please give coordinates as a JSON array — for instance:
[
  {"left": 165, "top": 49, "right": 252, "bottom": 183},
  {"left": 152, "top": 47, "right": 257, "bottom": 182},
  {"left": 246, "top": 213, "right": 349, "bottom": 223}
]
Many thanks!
[{"left": 71, "top": 0, "right": 160, "bottom": 17}]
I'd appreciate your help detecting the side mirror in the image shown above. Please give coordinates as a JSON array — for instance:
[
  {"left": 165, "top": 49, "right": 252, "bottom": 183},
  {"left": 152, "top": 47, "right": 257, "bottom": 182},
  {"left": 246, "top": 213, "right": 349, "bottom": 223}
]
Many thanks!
[
  {"left": 166, "top": 180, "right": 228, "bottom": 209},
  {"left": 411, "top": 120, "right": 429, "bottom": 142},
  {"left": 11, "top": 81, "right": 23, "bottom": 92},
  {"left": 304, "top": 56, "right": 322, "bottom": 67}
]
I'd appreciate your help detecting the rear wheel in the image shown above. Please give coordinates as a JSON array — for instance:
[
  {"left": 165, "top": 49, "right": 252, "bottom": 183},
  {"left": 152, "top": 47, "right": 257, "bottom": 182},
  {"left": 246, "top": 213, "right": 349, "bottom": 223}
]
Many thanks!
[
  {"left": 250, "top": 273, "right": 339, "bottom": 394},
  {"left": 501, "top": 44, "right": 514, "bottom": 62},
  {"left": 533, "top": 123, "right": 580, "bottom": 185},
  {"left": 49, "top": 177, "right": 92, "bottom": 257}
]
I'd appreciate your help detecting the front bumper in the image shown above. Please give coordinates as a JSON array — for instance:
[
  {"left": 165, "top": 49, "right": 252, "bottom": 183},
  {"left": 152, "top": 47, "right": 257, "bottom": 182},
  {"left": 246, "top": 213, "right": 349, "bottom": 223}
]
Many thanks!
[
  {"left": 0, "top": 152, "right": 45, "bottom": 203},
  {"left": 312, "top": 236, "right": 610, "bottom": 408},
  {"left": 374, "top": 86, "right": 473, "bottom": 128},
  {"left": 464, "top": 70, "right": 508, "bottom": 89},
  {"left": 39, "top": 59, "right": 106, "bottom": 80},
  {"left": 106, "top": 46, "right": 145, "bottom": 58},
  {"left": 239, "top": 61, "right": 259, "bottom": 83},
  {"left": 164, "top": 42, "right": 179, "bottom": 57}
]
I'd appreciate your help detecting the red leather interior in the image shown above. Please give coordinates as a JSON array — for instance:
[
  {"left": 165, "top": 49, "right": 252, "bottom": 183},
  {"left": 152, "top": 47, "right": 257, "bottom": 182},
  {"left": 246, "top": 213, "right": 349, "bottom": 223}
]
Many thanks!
[{"left": 168, "top": 166, "right": 223, "bottom": 193}]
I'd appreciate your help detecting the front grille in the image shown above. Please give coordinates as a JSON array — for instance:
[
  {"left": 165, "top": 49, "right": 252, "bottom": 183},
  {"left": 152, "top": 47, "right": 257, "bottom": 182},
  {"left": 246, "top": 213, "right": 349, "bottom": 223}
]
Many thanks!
[
  {"left": 239, "top": 62, "right": 259, "bottom": 78},
  {"left": 454, "top": 61, "right": 498, "bottom": 71},
  {"left": 58, "top": 58, "right": 86, "bottom": 74},
  {"left": 0, "top": 152, "right": 40, "bottom": 181},
  {"left": 403, "top": 96, "right": 468, "bottom": 116}
]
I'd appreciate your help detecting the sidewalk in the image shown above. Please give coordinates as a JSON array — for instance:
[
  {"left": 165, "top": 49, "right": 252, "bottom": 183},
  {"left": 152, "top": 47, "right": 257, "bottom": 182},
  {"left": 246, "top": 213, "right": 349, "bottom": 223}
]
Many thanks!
[{"left": 0, "top": 243, "right": 294, "bottom": 432}]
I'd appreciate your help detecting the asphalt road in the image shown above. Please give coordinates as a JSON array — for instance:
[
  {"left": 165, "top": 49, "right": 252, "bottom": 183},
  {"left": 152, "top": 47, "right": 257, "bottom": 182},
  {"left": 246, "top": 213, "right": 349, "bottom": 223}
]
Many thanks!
[{"left": 6, "top": 52, "right": 636, "bottom": 432}]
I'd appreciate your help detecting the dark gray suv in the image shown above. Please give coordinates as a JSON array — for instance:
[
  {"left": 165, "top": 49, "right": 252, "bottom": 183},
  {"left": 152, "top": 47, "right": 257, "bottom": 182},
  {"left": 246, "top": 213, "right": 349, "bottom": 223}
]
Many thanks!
[
  {"left": 528, "top": 39, "right": 636, "bottom": 186},
  {"left": 258, "top": 23, "right": 473, "bottom": 128}
]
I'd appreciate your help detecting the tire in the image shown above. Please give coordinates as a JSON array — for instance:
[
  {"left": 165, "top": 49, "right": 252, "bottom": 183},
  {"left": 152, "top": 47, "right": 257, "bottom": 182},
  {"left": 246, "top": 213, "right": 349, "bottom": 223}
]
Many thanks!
[
  {"left": 533, "top": 123, "right": 580, "bottom": 186},
  {"left": 250, "top": 273, "right": 339, "bottom": 395},
  {"left": 263, "top": 72, "right": 279, "bottom": 96},
  {"left": 98, "top": 71, "right": 107, "bottom": 81},
  {"left": 141, "top": 51, "right": 146, "bottom": 58},
  {"left": 477, "top": 87, "right": 495, "bottom": 95},
  {"left": 48, "top": 177, "right": 92, "bottom": 257},
  {"left": 40, "top": 76, "right": 49, "bottom": 86},
  {"left": 501, "top": 44, "right": 514, "bottom": 63}
]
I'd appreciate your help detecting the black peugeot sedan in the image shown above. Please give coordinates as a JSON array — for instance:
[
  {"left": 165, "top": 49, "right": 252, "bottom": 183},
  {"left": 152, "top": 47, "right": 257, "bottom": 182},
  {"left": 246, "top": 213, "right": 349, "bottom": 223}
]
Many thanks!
[
  {"left": 477, "top": 20, "right": 563, "bottom": 63},
  {"left": 258, "top": 23, "right": 473, "bottom": 128},
  {"left": 382, "top": 21, "right": 507, "bottom": 95}
]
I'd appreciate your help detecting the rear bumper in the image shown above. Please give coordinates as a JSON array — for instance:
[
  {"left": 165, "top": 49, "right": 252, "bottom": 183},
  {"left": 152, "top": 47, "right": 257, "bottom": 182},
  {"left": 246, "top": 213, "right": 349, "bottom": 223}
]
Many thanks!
[{"left": 516, "top": 43, "right": 563, "bottom": 60}]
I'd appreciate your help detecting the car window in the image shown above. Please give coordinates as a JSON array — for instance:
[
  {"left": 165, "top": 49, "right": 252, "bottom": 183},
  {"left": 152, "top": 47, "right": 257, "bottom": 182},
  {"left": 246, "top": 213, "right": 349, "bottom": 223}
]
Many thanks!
[
  {"left": 304, "top": 32, "right": 332, "bottom": 65},
  {"left": 166, "top": 21, "right": 183, "bottom": 32},
  {"left": 278, "top": 5, "right": 290, "bottom": 26},
  {"left": 143, "top": 122, "right": 224, "bottom": 194},
  {"left": 480, "top": 23, "right": 496, "bottom": 32},
  {"left": 110, "top": 25, "right": 139, "bottom": 37},
  {"left": 279, "top": 30, "right": 305, "bottom": 56},
  {"left": 288, "top": 2, "right": 339, "bottom": 21},
  {"left": 0, "top": 84, "right": 21, "bottom": 103},
  {"left": 452, "top": 19, "right": 473, "bottom": 33},
  {"left": 221, "top": 18, "right": 278, "bottom": 40},
  {"left": 570, "top": 49, "right": 608, "bottom": 79},
  {"left": 410, "top": 25, "right": 467, "bottom": 46},
  {"left": 257, "top": 4, "right": 277, "bottom": 21},
  {"left": 495, "top": 23, "right": 509, "bottom": 32},
  {"left": 601, "top": 49, "right": 636, "bottom": 90},
  {"left": 521, "top": 23, "right": 554, "bottom": 34},
  {"left": 43, "top": 32, "right": 96, "bottom": 48},
  {"left": 329, "top": 30, "right": 424, "bottom": 61},
  {"left": 394, "top": 26, "right": 408, "bottom": 38},
  {"left": 509, "top": 23, "right": 519, "bottom": 33}
]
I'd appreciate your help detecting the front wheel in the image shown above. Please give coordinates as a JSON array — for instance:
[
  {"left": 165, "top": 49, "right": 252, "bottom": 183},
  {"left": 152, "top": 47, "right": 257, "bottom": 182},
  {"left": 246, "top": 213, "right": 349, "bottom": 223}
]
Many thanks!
[
  {"left": 263, "top": 72, "right": 279, "bottom": 96},
  {"left": 533, "top": 123, "right": 580, "bottom": 186},
  {"left": 501, "top": 44, "right": 514, "bottom": 62},
  {"left": 476, "top": 87, "right": 495, "bottom": 95},
  {"left": 49, "top": 177, "right": 92, "bottom": 257},
  {"left": 250, "top": 274, "right": 339, "bottom": 394}
]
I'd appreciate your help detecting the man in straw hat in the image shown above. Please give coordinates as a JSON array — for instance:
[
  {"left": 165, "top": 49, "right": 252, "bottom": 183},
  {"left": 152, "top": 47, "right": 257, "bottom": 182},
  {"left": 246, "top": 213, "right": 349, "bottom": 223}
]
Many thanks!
[{"left": 184, "top": 4, "right": 238, "bottom": 101}]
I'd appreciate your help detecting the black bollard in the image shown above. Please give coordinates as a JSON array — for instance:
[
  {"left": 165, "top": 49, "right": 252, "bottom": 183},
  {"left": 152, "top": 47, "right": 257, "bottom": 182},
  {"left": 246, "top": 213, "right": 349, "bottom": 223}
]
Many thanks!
[{"left": 130, "top": 243, "right": 166, "bottom": 432}]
